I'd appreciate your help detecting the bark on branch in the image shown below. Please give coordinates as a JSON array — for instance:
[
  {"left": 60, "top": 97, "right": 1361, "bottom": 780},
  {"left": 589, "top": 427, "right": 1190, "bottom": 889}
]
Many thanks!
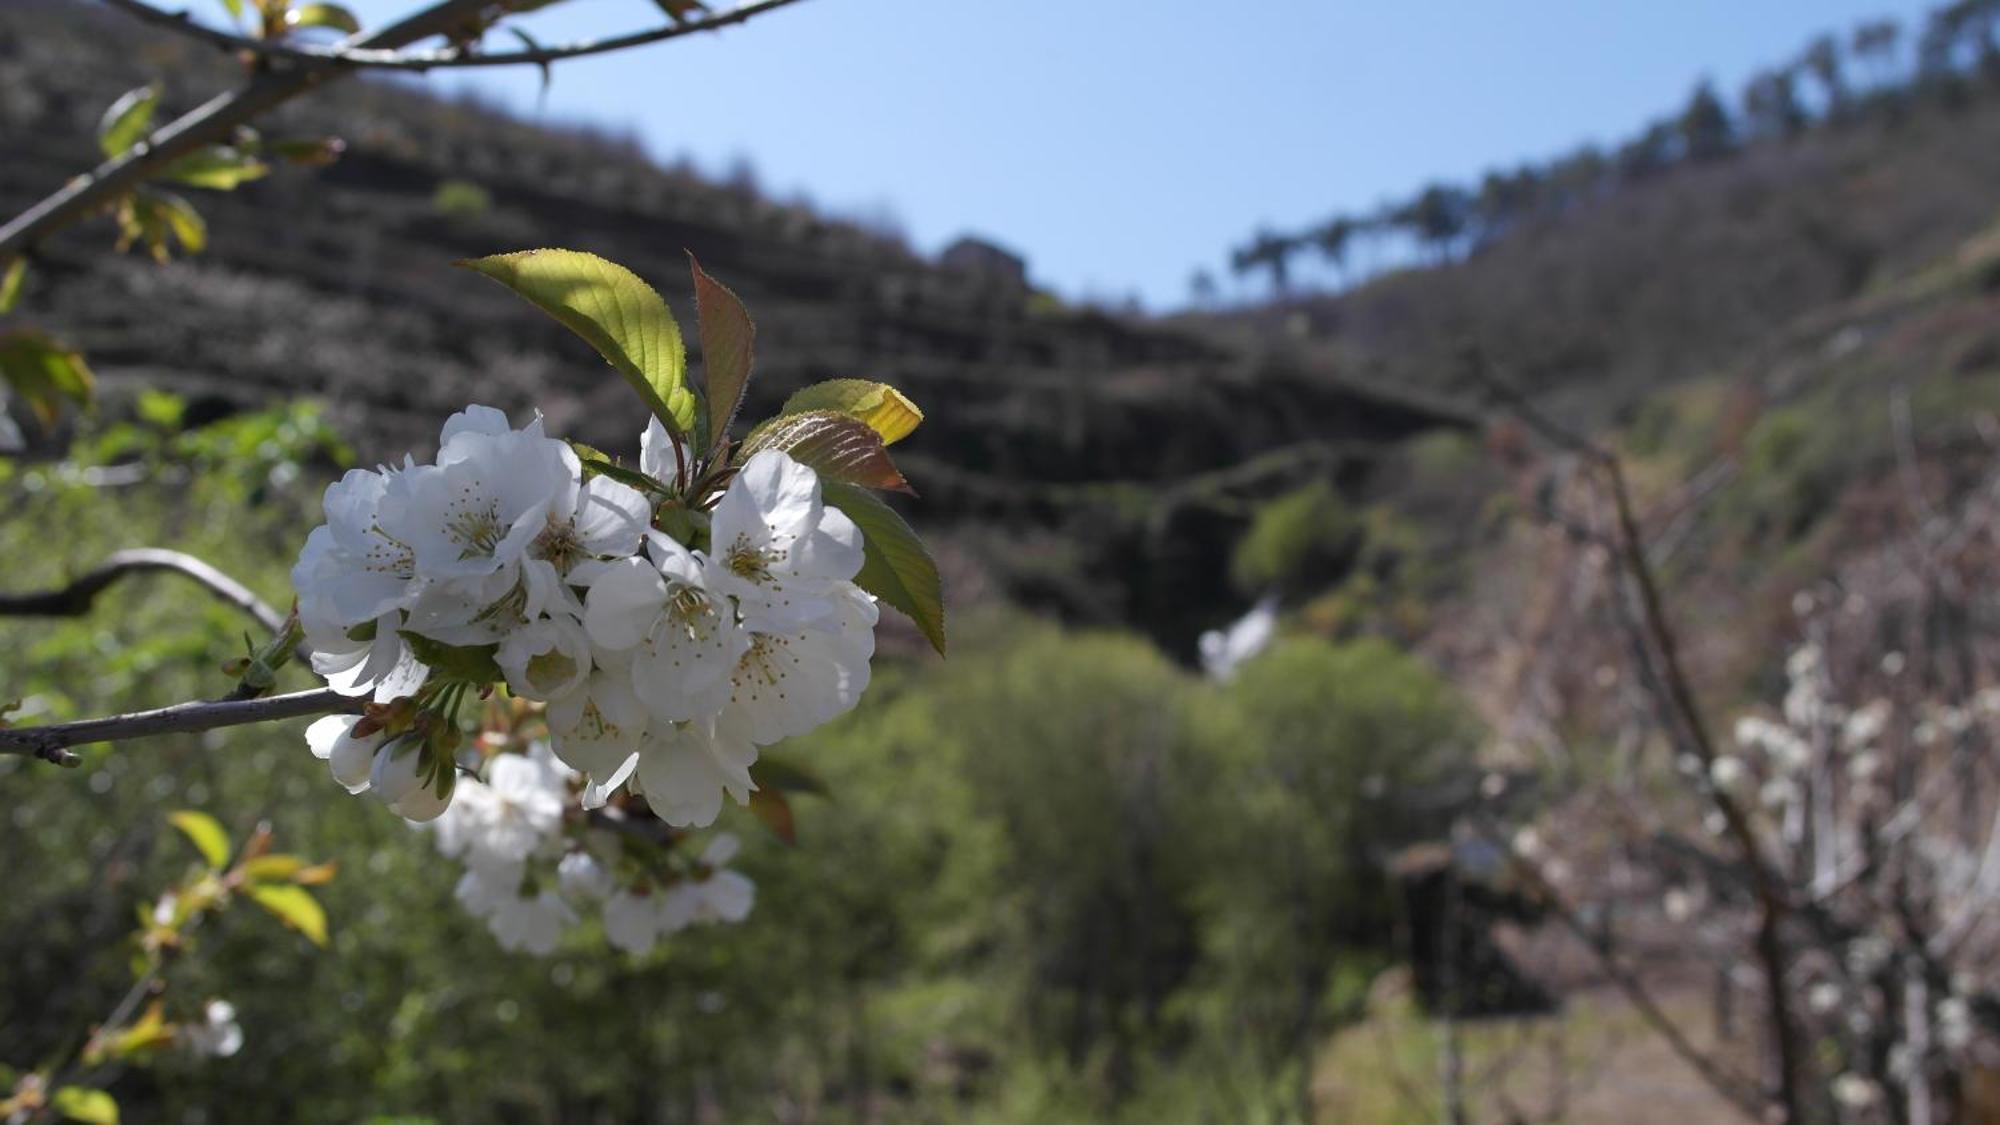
[
  {"left": 0, "top": 0, "right": 493, "bottom": 260},
  {"left": 0, "top": 548, "right": 284, "bottom": 632},
  {"left": 0, "top": 688, "right": 361, "bottom": 767},
  {"left": 98, "top": 0, "right": 806, "bottom": 72}
]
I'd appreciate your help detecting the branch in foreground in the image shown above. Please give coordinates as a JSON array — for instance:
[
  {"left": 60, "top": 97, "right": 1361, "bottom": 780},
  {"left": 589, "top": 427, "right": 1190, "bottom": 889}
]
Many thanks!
[
  {"left": 0, "top": 548, "right": 284, "bottom": 632},
  {"left": 0, "top": 688, "right": 360, "bottom": 767},
  {"left": 0, "top": 0, "right": 493, "bottom": 260},
  {"left": 100, "top": 0, "right": 806, "bottom": 72}
]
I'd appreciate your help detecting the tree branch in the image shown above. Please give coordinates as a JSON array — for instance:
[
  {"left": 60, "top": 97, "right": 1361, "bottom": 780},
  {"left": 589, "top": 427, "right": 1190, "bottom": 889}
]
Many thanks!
[
  {"left": 1465, "top": 351, "right": 1810, "bottom": 1120},
  {"left": 1471, "top": 816, "right": 1766, "bottom": 1121},
  {"left": 0, "top": 0, "right": 495, "bottom": 260},
  {"left": 0, "top": 688, "right": 361, "bottom": 767},
  {"left": 96, "top": 0, "right": 806, "bottom": 71},
  {"left": 0, "top": 548, "right": 283, "bottom": 632}
]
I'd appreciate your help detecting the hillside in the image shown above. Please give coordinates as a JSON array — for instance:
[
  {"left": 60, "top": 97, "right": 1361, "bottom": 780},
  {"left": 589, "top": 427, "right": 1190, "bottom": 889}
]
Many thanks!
[
  {"left": 0, "top": 0, "right": 1466, "bottom": 654},
  {"left": 10, "top": 0, "right": 2000, "bottom": 665}
]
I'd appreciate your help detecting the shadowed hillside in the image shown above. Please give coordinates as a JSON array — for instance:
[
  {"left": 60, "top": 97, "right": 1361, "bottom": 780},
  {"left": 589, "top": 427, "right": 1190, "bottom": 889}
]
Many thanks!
[{"left": 0, "top": 0, "right": 1468, "bottom": 651}]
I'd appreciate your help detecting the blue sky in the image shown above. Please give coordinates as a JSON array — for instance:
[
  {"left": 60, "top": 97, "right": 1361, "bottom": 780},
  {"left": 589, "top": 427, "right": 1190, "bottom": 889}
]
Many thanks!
[{"left": 330, "top": 0, "right": 1940, "bottom": 309}]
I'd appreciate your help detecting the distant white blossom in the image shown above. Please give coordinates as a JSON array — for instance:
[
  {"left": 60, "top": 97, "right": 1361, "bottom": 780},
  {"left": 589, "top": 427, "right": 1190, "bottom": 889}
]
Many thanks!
[
  {"left": 1199, "top": 595, "right": 1278, "bottom": 682},
  {"left": 181, "top": 999, "right": 243, "bottom": 1059}
]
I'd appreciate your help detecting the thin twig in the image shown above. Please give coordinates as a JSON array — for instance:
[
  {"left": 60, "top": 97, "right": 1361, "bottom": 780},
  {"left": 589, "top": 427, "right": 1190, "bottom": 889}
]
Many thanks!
[
  {"left": 0, "top": 688, "right": 361, "bottom": 766},
  {"left": 98, "top": 0, "right": 806, "bottom": 71},
  {"left": 0, "top": 548, "right": 283, "bottom": 632},
  {"left": 1469, "top": 816, "right": 1766, "bottom": 1121},
  {"left": 0, "top": 0, "right": 494, "bottom": 260},
  {"left": 1466, "top": 352, "right": 1808, "bottom": 1120}
]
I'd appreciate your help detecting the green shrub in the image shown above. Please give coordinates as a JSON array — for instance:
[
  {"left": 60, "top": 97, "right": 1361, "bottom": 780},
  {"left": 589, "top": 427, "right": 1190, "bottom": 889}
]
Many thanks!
[
  {"left": 430, "top": 178, "right": 492, "bottom": 219},
  {"left": 1229, "top": 480, "right": 1361, "bottom": 596}
]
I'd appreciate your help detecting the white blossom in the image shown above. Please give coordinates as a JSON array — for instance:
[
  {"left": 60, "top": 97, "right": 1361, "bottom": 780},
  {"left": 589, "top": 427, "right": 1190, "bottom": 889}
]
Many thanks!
[
  {"left": 1831, "top": 1073, "right": 1880, "bottom": 1109},
  {"left": 432, "top": 748, "right": 569, "bottom": 868},
  {"left": 305, "top": 715, "right": 375, "bottom": 794},
  {"left": 703, "top": 450, "right": 864, "bottom": 632},
  {"left": 181, "top": 999, "right": 243, "bottom": 1058},
  {"left": 585, "top": 537, "right": 748, "bottom": 724},
  {"left": 663, "top": 835, "right": 755, "bottom": 925}
]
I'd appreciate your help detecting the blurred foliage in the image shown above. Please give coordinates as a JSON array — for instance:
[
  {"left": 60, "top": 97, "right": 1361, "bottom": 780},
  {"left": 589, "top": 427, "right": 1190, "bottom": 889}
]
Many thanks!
[
  {"left": 0, "top": 404, "right": 1478, "bottom": 1121},
  {"left": 430, "top": 178, "right": 492, "bottom": 220},
  {"left": 1229, "top": 480, "right": 1360, "bottom": 597}
]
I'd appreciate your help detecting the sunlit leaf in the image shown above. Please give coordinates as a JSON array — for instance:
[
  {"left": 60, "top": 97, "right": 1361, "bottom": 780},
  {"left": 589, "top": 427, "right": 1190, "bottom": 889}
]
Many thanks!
[
  {"left": 168, "top": 810, "right": 231, "bottom": 869},
  {"left": 458, "top": 249, "right": 697, "bottom": 436},
  {"left": 149, "top": 191, "right": 207, "bottom": 256},
  {"left": 216, "top": 0, "right": 245, "bottom": 22},
  {"left": 822, "top": 482, "right": 945, "bottom": 655},
  {"left": 780, "top": 379, "right": 922, "bottom": 445},
  {"left": 98, "top": 86, "right": 158, "bottom": 158},
  {"left": 104, "top": 1001, "right": 176, "bottom": 1060},
  {"left": 0, "top": 329, "right": 94, "bottom": 428},
  {"left": 291, "top": 861, "right": 338, "bottom": 886},
  {"left": 747, "top": 788, "right": 796, "bottom": 845},
  {"left": 247, "top": 884, "right": 328, "bottom": 947},
  {"left": 158, "top": 146, "right": 270, "bottom": 191},
  {"left": 689, "top": 255, "right": 754, "bottom": 456},
  {"left": 241, "top": 854, "right": 304, "bottom": 882},
  {"left": 286, "top": 2, "right": 361, "bottom": 33},
  {"left": 750, "top": 750, "right": 830, "bottom": 796},
  {"left": 0, "top": 257, "right": 24, "bottom": 314},
  {"left": 739, "top": 411, "right": 912, "bottom": 494},
  {"left": 52, "top": 1086, "right": 118, "bottom": 1125}
]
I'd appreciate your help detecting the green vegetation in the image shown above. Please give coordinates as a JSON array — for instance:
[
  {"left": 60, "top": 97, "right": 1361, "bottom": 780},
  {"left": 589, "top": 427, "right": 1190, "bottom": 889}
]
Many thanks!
[
  {"left": 0, "top": 404, "right": 1479, "bottom": 1121},
  {"left": 1230, "top": 480, "right": 1359, "bottom": 596}
]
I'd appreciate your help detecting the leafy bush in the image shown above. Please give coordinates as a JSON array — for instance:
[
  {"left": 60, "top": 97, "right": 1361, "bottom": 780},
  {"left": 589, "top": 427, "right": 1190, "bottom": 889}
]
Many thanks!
[{"left": 1229, "top": 480, "right": 1361, "bottom": 596}]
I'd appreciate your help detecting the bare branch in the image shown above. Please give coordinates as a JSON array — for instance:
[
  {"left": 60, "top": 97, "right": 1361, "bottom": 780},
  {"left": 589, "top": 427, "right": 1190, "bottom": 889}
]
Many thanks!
[
  {"left": 1465, "top": 351, "right": 1811, "bottom": 1119},
  {"left": 97, "top": 0, "right": 806, "bottom": 72},
  {"left": 0, "top": 548, "right": 284, "bottom": 633},
  {"left": 0, "top": 688, "right": 361, "bottom": 767},
  {"left": 1470, "top": 817, "right": 1768, "bottom": 1121}
]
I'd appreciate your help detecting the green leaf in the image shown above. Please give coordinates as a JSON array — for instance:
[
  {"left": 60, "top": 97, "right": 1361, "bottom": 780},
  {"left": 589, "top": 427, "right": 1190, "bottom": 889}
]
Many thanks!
[
  {"left": 216, "top": 0, "right": 245, "bottom": 22},
  {"left": 98, "top": 86, "right": 158, "bottom": 158},
  {"left": 0, "top": 329, "right": 94, "bottom": 427},
  {"left": 689, "top": 254, "right": 755, "bottom": 457},
  {"left": 458, "top": 250, "right": 696, "bottom": 436},
  {"left": 241, "top": 854, "right": 304, "bottom": 882},
  {"left": 52, "top": 1086, "right": 119, "bottom": 1125},
  {"left": 739, "top": 411, "right": 913, "bottom": 494},
  {"left": 0, "top": 257, "right": 25, "bottom": 314},
  {"left": 821, "top": 482, "right": 945, "bottom": 655},
  {"left": 149, "top": 190, "right": 207, "bottom": 256},
  {"left": 168, "top": 810, "right": 231, "bottom": 869},
  {"left": 780, "top": 379, "right": 923, "bottom": 445},
  {"left": 158, "top": 146, "right": 270, "bottom": 190},
  {"left": 286, "top": 2, "right": 361, "bottom": 33},
  {"left": 269, "top": 136, "right": 346, "bottom": 167},
  {"left": 396, "top": 631, "right": 502, "bottom": 685},
  {"left": 247, "top": 883, "right": 328, "bottom": 947},
  {"left": 749, "top": 750, "right": 830, "bottom": 796},
  {"left": 569, "top": 441, "right": 675, "bottom": 497}
]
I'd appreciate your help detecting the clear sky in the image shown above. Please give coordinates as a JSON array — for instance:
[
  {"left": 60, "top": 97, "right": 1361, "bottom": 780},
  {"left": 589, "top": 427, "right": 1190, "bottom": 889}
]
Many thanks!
[{"left": 328, "top": 0, "right": 1940, "bottom": 309}]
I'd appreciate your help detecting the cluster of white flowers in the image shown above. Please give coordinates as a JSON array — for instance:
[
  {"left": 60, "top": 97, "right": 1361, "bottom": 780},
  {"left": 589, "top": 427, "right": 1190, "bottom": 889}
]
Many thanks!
[
  {"left": 427, "top": 740, "right": 755, "bottom": 954},
  {"left": 180, "top": 999, "right": 243, "bottom": 1059},
  {"left": 293, "top": 405, "right": 877, "bottom": 831}
]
